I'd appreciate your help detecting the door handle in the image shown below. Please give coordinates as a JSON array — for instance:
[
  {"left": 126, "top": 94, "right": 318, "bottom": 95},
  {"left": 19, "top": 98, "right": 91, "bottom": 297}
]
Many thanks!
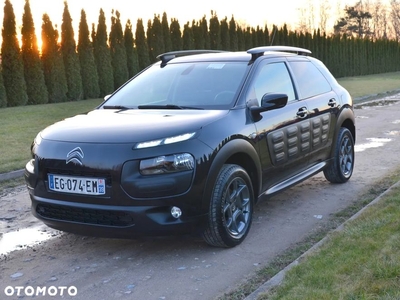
[
  {"left": 328, "top": 98, "right": 337, "bottom": 107},
  {"left": 296, "top": 107, "right": 308, "bottom": 119}
]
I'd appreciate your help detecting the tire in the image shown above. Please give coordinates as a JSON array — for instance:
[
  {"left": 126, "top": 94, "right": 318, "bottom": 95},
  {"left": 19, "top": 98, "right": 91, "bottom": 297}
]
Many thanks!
[
  {"left": 324, "top": 127, "right": 355, "bottom": 183},
  {"left": 202, "top": 164, "right": 254, "bottom": 248}
]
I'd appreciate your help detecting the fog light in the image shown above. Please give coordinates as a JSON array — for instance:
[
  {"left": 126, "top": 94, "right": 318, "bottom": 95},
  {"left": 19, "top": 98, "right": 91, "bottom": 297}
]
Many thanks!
[{"left": 171, "top": 206, "right": 182, "bottom": 219}]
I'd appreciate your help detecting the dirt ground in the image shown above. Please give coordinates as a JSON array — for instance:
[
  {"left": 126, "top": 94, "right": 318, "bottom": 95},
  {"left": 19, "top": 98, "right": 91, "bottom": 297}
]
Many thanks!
[{"left": 1, "top": 95, "right": 400, "bottom": 300}]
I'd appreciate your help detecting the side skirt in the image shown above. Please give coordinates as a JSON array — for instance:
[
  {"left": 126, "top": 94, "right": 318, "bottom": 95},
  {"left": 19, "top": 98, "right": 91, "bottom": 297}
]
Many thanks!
[{"left": 263, "top": 161, "right": 327, "bottom": 197}]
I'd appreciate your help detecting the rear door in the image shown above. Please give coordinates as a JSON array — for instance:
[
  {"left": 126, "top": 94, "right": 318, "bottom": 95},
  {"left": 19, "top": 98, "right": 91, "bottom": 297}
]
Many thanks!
[
  {"left": 287, "top": 58, "right": 339, "bottom": 164},
  {"left": 246, "top": 59, "right": 311, "bottom": 194}
]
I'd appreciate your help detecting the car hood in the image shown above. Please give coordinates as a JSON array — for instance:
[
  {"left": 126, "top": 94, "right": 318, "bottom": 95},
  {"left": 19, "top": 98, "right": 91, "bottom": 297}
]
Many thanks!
[{"left": 40, "top": 109, "right": 228, "bottom": 143}]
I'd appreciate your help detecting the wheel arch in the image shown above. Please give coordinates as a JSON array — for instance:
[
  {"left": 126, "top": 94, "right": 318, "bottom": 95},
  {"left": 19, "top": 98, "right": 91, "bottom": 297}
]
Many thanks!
[
  {"left": 201, "top": 139, "right": 262, "bottom": 211},
  {"left": 337, "top": 107, "right": 356, "bottom": 143}
]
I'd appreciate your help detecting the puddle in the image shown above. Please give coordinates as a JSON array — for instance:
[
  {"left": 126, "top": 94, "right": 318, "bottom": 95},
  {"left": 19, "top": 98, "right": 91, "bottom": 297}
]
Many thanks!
[
  {"left": 355, "top": 99, "right": 400, "bottom": 109},
  {"left": 355, "top": 137, "right": 392, "bottom": 152},
  {"left": 385, "top": 130, "right": 400, "bottom": 136},
  {"left": 392, "top": 120, "right": 400, "bottom": 124},
  {"left": 0, "top": 226, "right": 55, "bottom": 255}
]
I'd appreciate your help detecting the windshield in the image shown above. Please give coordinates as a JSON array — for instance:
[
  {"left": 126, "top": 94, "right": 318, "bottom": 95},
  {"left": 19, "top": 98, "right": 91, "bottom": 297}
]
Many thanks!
[{"left": 103, "top": 62, "right": 248, "bottom": 109}]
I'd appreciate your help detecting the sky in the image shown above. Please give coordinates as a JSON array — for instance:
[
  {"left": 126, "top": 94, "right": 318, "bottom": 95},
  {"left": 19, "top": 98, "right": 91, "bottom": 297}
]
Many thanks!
[{"left": 0, "top": 0, "right": 386, "bottom": 43}]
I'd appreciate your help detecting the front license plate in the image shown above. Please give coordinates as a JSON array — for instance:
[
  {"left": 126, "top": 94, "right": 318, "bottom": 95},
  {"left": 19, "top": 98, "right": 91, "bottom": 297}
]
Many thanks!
[{"left": 48, "top": 174, "right": 106, "bottom": 195}]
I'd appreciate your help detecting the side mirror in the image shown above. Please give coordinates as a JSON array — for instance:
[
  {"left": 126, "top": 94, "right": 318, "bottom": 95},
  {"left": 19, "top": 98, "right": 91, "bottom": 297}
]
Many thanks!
[
  {"left": 250, "top": 93, "right": 288, "bottom": 117},
  {"left": 104, "top": 94, "right": 111, "bottom": 101}
]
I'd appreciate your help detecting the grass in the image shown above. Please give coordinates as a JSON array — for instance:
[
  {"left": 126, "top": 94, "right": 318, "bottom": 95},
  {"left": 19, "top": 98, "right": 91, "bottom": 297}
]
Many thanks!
[
  {"left": 0, "top": 98, "right": 103, "bottom": 173},
  {"left": 217, "top": 169, "right": 400, "bottom": 300},
  {"left": 337, "top": 71, "right": 400, "bottom": 100},
  {"left": 260, "top": 181, "right": 400, "bottom": 300}
]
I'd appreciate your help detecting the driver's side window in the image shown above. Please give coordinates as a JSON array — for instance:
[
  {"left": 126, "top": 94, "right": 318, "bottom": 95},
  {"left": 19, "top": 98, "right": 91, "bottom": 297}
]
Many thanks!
[{"left": 249, "top": 62, "right": 296, "bottom": 105}]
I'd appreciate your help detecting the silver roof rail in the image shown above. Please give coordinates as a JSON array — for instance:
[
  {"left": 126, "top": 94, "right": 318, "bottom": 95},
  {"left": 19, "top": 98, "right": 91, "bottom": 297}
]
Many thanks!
[
  {"left": 247, "top": 46, "right": 312, "bottom": 61},
  {"left": 157, "top": 50, "right": 226, "bottom": 65}
]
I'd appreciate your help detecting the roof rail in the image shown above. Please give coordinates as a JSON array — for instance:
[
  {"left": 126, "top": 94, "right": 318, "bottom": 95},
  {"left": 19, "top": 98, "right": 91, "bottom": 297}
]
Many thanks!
[
  {"left": 247, "top": 46, "right": 311, "bottom": 61},
  {"left": 157, "top": 50, "right": 226, "bottom": 65}
]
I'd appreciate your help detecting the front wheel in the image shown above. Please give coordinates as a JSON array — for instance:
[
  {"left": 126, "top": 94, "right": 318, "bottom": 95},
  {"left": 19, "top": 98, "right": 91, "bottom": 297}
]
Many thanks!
[
  {"left": 324, "top": 127, "right": 355, "bottom": 183},
  {"left": 202, "top": 164, "right": 254, "bottom": 248}
]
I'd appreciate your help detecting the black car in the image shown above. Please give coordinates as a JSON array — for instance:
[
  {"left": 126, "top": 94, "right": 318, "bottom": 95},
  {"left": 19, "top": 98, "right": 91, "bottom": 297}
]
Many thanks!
[{"left": 25, "top": 46, "right": 355, "bottom": 248}]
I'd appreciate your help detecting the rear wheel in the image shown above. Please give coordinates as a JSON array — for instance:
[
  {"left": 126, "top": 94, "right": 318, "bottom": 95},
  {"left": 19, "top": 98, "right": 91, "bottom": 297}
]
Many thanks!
[
  {"left": 202, "top": 164, "right": 254, "bottom": 248},
  {"left": 324, "top": 127, "right": 355, "bottom": 183}
]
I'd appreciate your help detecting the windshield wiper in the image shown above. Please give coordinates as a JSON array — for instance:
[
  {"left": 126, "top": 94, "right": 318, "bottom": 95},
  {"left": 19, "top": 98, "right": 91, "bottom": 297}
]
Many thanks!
[
  {"left": 137, "top": 104, "right": 203, "bottom": 110},
  {"left": 102, "top": 105, "right": 131, "bottom": 110}
]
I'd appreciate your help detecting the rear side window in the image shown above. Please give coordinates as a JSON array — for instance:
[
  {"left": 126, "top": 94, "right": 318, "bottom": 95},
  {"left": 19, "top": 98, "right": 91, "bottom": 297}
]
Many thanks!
[{"left": 289, "top": 61, "right": 331, "bottom": 99}]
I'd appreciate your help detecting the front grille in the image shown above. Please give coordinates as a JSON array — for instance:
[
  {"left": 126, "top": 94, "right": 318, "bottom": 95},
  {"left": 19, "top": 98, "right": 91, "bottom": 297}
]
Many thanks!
[{"left": 36, "top": 203, "right": 134, "bottom": 227}]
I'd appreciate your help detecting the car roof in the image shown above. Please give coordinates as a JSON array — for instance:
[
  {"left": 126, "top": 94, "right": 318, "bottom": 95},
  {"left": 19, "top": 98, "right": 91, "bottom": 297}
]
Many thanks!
[{"left": 157, "top": 46, "right": 312, "bottom": 65}]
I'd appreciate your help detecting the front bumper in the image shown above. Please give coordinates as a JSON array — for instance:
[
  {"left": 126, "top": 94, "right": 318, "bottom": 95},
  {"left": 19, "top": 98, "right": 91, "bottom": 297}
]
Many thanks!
[{"left": 28, "top": 192, "right": 208, "bottom": 238}]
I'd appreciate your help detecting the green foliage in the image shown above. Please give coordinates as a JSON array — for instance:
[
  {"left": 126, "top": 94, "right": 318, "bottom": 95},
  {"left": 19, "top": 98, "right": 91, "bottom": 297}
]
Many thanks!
[
  {"left": 200, "top": 16, "right": 211, "bottom": 49},
  {"left": 209, "top": 11, "right": 221, "bottom": 50},
  {"left": 77, "top": 9, "right": 99, "bottom": 99},
  {"left": 1, "top": 0, "right": 28, "bottom": 107},
  {"left": 220, "top": 17, "right": 230, "bottom": 50},
  {"left": 41, "top": 14, "right": 68, "bottom": 103},
  {"left": 109, "top": 10, "right": 129, "bottom": 89},
  {"left": 182, "top": 22, "right": 194, "bottom": 50},
  {"left": 161, "top": 12, "right": 172, "bottom": 53},
  {"left": 92, "top": 9, "right": 114, "bottom": 97},
  {"left": 61, "top": 2, "right": 83, "bottom": 100},
  {"left": 0, "top": 66, "right": 7, "bottom": 108},
  {"left": 229, "top": 16, "right": 238, "bottom": 51},
  {"left": 170, "top": 18, "right": 182, "bottom": 51},
  {"left": 124, "top": 19, "right": 139, "bottom": 78},
  {"left": 135, "top": 19, "right": 150, "bottom": 71},
  {"left": 21, "top": 0, "right": 48, "bottom": 105},
  {"left": 147, "top": 14, "right": 164, "bottom": 62},
  {"left": 334, "top": 2, "right": 373, "bottom": 38}
]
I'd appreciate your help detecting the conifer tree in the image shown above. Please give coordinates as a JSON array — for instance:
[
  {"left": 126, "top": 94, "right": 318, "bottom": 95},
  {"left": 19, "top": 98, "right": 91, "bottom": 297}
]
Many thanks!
[
  {"left": 237, "top": 26, "right": 245, "bottom": 50},
  {"left": 209, "top": 11, "right": 221, "bottom": 50},
  {"left": 170, "top": 18, "right": 182, "bottom": 51},
  {"left": 135, "top": 19, "right": 150, "bottom": 71},
  {"left": 21, "top": 0, "right": 48, "bottom": 104},
  {"left": 182, "top": 22, "right": 194, "bottom": 50},
  {"left": 41, "top": 13, "right": 68, "bottom": 103},
  {"left": 192, "top": 20, "right": 204, "bottom": 49},
  {"left": 1, "top": 0, "right": 28, "bottom": 106},
  {"left": 0, "top": 66, "right": 7, "bottom": 107},
  {"left": 77, "top": 9, "right": 99, "bottom": 99},
  {"left": 220, "top": 17, "right": 230, "bottom": 50},
  {"left": 256, "top": 26, "right": 264, "bottom": 46},
  {"left": 124, "top": 19, "right": 139, "bottom": 77},
  {"left": 161, "top": 12, "right": 172, "bottom": 53},
  {"left": 147, "top": 14, "right": 164, "bottom": 62},
  {"left": 110, "top": 10, "right": 129, "bottom": 89},
  {"left": 92, "top": 9, "right": 114, "bottom": 96},
  {"left": 61, "top": 1, "right": 83, "bottom": 100},
  {"left": 229, "top": 16, "right": 238, "bottom": 51},
  {"left": 244, "top": 27, "right": 253, "bottom": 49},
  {"left": 200, "top": 16, "right": 210, "bottom": 49}
]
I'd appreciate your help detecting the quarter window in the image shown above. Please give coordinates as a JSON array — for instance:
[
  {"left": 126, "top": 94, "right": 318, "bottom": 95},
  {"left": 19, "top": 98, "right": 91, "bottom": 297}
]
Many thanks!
[{"left": 289, "top": 61, "right": 331, "bottom": 99}]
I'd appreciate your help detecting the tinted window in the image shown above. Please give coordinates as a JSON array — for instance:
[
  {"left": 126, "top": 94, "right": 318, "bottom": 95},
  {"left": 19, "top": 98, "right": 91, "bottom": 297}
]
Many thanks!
[
  {"left": 289, "top": 61, "right": 331, "bottom": 99},
  {"left": 248, "top": 62, "right": 296, "bottom": 105}
]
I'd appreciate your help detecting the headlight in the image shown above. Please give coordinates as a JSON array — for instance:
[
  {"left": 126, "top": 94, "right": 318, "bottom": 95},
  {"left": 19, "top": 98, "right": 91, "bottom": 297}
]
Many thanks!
[
  {"left": 135, "top": 132, "right": 196, "bottom": 149},
  {"left": 35, "top": 132, "right": 42, "bottom": 145},
  {"left": 140, "top": 153, "right": 195, "bottom": 175}
]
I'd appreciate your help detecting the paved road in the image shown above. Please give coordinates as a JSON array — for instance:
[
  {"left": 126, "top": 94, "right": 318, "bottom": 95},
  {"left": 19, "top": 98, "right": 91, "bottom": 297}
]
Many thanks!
[{"left": 1, "top": 96, "right": 399, "bottom": 300}]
